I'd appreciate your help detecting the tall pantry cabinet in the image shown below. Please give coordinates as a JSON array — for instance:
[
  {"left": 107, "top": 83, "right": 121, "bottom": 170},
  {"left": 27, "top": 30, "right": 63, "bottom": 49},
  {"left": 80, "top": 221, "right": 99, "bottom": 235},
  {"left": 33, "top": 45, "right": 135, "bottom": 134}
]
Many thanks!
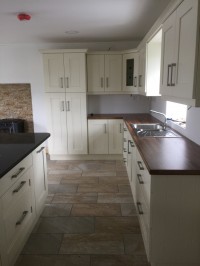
[{"left": 42, "top": 50, "right": 88, "bottom": 158}]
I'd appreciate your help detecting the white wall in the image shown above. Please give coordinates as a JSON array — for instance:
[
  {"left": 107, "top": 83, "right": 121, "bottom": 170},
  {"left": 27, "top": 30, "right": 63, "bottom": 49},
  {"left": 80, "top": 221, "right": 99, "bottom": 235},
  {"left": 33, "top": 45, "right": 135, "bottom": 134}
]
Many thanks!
[
  {"left": 151, "top": 97, "right": 200, "bottom": 145},
  {"left": 0, "top": 41, "right": 138, "bottom": 132},
  {"left": 87, "top": 95, "right": 150, "bottom": 114}
]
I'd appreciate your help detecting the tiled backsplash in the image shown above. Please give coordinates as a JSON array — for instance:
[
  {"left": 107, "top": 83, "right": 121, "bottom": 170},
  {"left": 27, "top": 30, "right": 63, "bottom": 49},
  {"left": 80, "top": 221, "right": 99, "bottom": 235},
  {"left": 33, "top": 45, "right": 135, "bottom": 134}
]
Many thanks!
[{"left": 0, "top": 84, "right": 34, "bottom": 132}]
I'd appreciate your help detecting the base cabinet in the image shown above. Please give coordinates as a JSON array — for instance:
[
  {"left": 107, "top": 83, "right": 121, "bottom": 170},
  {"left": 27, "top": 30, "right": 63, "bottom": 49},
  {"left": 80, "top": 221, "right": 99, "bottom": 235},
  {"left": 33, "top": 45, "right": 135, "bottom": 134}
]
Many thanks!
[
  {"left": 0, "top": 143, "right": 48, "bottom": 266},
  {"left": 124, "top": 126, "right": 200, "bottom": 266},
  {"left": 88, "top": 119, "right": 123, "bottom": 154}
]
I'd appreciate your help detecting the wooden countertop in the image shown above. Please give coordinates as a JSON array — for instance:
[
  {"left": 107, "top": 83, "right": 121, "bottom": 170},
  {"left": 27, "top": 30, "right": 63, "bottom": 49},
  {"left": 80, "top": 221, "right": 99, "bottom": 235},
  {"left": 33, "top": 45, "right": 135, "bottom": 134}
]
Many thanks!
[{"left": 88, "top": 113, "right": 200, "bottom": 175}]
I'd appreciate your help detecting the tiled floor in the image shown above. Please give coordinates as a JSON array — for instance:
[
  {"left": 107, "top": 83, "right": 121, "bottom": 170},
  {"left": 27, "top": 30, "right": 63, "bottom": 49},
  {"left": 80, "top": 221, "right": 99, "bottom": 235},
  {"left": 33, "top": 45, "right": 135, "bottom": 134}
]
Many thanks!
[{"left": 15, "top": 159, "right": 150, "bottom": 266}]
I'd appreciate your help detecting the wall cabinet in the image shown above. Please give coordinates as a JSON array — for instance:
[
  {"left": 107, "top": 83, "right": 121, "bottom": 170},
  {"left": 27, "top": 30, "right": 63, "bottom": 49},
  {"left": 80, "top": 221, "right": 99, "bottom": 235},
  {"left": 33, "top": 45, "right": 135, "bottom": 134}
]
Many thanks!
[
  {"left": 32, "top": 144, "right": 48, "bottom": 217},
  {"left": 46, "top": 93, "right": 87, "bottom": 157},
  {"left": 138, "top": 47, "right": 146, "bottom": 95},
  {"left": 122, "top": 52, "right": 139, "bottom": 93},
  {"left": 43, "top": 51, "right": 86, "bottom": 93},
  {"left": 88, "top": 119, "right": 123, "bottom": 154},
  {"left": 87, "top": 54, "right": 122, "bottom": 93},
  {"left": 160, "top": 0, "right": 200, "bottom": 106}
]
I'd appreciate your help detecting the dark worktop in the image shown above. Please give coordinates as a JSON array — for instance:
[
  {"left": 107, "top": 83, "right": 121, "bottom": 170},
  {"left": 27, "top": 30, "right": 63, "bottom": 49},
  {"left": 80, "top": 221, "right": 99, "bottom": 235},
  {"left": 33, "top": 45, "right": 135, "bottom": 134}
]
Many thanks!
[
  {"left": 88, "top": 113, "right": 200, "bottom": 175},
  {"left": 0, "top": 133, "right": 50, "bottom": 178}
]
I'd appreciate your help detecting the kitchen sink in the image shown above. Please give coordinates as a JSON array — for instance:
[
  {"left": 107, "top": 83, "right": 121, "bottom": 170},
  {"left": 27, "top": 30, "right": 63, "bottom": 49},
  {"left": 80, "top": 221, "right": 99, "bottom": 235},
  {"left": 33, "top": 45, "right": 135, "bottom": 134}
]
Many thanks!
[{"left": 131, "top": 123, "right": 181, "bottom": 138}]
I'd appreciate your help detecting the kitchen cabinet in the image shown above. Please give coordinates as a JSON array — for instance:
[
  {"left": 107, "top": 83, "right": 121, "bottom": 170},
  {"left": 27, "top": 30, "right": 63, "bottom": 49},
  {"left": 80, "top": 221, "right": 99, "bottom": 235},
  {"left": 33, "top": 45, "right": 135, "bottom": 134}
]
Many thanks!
[
  {"left": 160, "top": 0, "right": 200, "bottom": 106},
  {"left": 88, "top": 119, "right": 123, "bottom": 154},
  {"left": 138, "top": 46, "right": 146, "bottom": 95},
  {"left": 124, "top": 124, "right": 200, "bottom": 266},
  {"left": 43, "top": 51, "right": 87, "bottom": 93},
  {"left": 122, "top": 52, "right": 139, "bottom": 93},
  {"left": 87, "top": 54, "right": 122, "bottom": 93},
  {"left": 46, "top": 93, "right": 87, "bottom": 157},
  {"left": 0, "top": 140, "right": 48, "bottom": 266},
  {"left": 32, "top": 144, "right": 48, "bottom": 217}
]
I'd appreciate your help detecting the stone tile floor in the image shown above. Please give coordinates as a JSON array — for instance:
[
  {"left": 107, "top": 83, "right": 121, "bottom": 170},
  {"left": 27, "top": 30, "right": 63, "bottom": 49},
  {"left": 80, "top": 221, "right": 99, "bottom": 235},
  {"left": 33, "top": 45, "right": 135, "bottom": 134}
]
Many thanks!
[{"left": 15, "top": 159, "right": 150, "bottom": 266}]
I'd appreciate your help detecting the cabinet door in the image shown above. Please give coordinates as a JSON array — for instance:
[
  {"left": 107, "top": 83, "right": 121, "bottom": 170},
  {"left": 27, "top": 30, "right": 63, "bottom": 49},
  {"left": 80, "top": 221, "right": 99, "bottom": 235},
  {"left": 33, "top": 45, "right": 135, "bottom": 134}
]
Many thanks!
[
  {"left": 64, "top": 53, "right": 86, "bottom": 92},
  {"left": 46, "top": 93, "right": 68, "bottom": 155},
  {"left": 138, "top": 47, "right": 146, "bottom": 95},
  {"left": 108, "top": 120, "right": 123, "bottom": 154},
  {"left": 88, "top": 120, "right": 109, "bottom": 154},
  {"left": 105, "top": 55, "right": 122, "bottom": 92},
  {"left": 160, "top": 11, "right": 176, "bottom": 96},
  {"left": 122, "top": 53, "right": 139, "bottom": 92},
  {"left": 43, "top": 54, "right": 65, "bottom": 92},
  {"left": 173, "top": 0, "right": 198, "bottom": 99},
  {"left": 32, "top": 144, "right": 48, "bottom": 216},
  {"left": 66, "top": 93, "right": 88, "bottom": 154},
  {"left": 87, "top": 55, "right": 104, "bottom": 92}
]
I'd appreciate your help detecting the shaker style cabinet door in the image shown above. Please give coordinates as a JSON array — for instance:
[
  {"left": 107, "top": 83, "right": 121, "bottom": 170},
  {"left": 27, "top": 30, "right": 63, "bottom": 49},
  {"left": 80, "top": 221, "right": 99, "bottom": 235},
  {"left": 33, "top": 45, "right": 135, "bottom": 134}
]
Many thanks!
[
  {"left": 43, "top": 54, "right": 65, "bottom": 92},
  {"left": 46, "top": 93, "right": 68, "bottom": 155},
  {"left": 105, "top": 55, "right": 122, "bottom": 92},
  {"left": 108, "top": 119, "right": 123, "bottom": 154}
]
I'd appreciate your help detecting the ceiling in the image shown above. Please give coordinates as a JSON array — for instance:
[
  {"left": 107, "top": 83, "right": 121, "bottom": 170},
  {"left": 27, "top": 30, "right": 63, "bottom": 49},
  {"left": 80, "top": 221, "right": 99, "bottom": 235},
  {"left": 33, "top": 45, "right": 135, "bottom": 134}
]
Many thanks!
[{"left": 0, "top": 0, "right": 171, "bottom": 44}]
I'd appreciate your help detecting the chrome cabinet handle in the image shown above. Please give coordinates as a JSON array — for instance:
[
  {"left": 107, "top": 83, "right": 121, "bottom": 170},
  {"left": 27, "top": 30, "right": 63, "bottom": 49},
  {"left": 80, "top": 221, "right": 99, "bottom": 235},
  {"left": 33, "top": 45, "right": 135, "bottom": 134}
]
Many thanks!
[
  {"left": 137, "top": 174, "right": 144, "bottom": 184},
  {"left": 167, "top": 64, "right": 172, "bottom": 86},
  {"left": 37, "top": 146, "right": 45, "bottom": 153},
  {"left": 137, "top": 202, "right": 143, "bottom": 215},
  {"left": 100, "top": 77, "right": 104, "bottom": 88},
  {"left": 13, "top": 181, "right": 26, "bottom": 193},
  {"left": 11, "top": 167, "right": 25, "bottom": 179},
  {"left": 65, "top": 101, "right": 70, "bottom": 111},
  {"left": 128, "top": 140, "right": 131, "bottom": 154},
  {"left": 171, "top": 63, "right": 176, "bottom": 86},
  {"left": 137, "top": 161, "right": 144, "bottom": 170},
  {"left": 60, "top": 77, "right": 64, "bottom": 88},
  {"left": 134, "top": 76, "right": 137, "bottom": 87},
  {"left": 16, "top": 210, "right": 28, "bottom": 226},
  {"left": 65, "top": 77, "right": 69, "bottom": 88}
]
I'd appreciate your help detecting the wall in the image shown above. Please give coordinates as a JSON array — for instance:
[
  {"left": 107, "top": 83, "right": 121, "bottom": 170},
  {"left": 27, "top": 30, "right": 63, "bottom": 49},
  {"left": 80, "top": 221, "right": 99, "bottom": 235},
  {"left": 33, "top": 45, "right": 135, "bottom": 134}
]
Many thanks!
[
  {"left": 87, "top": 95, "right": 150, "bottom": 114},
  {"left": 0, "top": 41, "right": 138, "bottom": 132},
  {"left": 151, "top": 97, "right": 200, "bottom": 145}
]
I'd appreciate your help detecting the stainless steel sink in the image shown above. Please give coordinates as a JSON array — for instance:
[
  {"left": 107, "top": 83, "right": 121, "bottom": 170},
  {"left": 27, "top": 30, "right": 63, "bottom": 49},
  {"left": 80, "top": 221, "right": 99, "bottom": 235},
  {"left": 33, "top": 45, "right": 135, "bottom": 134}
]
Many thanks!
[{"left": 131, "top": 123, "right": 181, "bottom": 138}]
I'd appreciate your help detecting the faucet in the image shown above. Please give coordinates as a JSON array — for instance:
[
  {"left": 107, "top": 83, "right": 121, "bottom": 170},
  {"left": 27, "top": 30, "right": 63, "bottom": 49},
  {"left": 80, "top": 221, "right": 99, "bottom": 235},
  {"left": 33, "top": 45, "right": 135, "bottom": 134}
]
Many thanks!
[{"left": 150, "top": 110, "right": 167, "bottom": 130}]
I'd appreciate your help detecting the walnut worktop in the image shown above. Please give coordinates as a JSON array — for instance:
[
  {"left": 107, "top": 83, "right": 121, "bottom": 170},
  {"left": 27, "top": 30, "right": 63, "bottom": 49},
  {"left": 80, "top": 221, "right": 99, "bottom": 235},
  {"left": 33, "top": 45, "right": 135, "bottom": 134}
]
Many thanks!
[{"left": 88, "top": 113, "right": 200, "bottom": 175}]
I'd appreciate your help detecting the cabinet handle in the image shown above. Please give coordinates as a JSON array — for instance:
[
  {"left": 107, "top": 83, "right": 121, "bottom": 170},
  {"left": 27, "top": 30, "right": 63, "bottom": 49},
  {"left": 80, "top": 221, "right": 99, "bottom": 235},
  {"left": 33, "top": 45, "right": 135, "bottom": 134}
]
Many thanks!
[
  {"left": 139, "top": 75, "right": 142, "bottom": 87},
  {"left": 37, "top": 146, "right": 45, "bottom": 153},
  {"left": 11, "top": 167, "right": 25, "bottom": 179},
  {"left": 100, "top": 77, "right": 104, "bottom": 88},
  {"left": 16, "top": 210, "right": 28, "bottom": 226},
  {"left": 13, "top": 181, "right": 26, "bottom": 194},
  {"left": 61, "top": 101, "right": 65, "bottom": 111},
  {"left": 60, "top": 77, "right": 64, "bottom": 88},
  {"left": 171, "top": 63, "right": 176, "bottom": 86},
  {"left": 137, "top": 174, "right": 144, "bottom": 184},
  {"left": 66, "top": 101, "right": 70, "bottom": 111},
  {"left": 106, "top": 77, "right": 109, "bottom": 88},
  {"left": 137, "top": 202, "right": 143, "bottom": 215},
  {"left": 167, "top": 64, "right": 172, "bottom": 86},
  {"left": 137, "top": 161, "right": 144, "bottom": 170},
  {"left": 65, "top": 77, "right": 69, "bottom": 88},
  {"left": 128, "top": 140, "right": 131, "bottom": 154},
  {"left": 134, "top": 76, "right": 137, "bottom": 87}
]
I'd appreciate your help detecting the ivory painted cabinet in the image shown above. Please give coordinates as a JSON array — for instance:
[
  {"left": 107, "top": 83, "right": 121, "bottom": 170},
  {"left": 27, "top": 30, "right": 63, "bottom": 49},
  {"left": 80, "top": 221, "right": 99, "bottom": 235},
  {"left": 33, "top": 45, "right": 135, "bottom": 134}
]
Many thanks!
[
  {"left": 87, "top": 54, "right": 122, "bottom": 93},
  {"left": 124, "top": 126, "right": 200, "bottom": 266},
  {"left": 43, "top": 50, "right": 87, "bottom": 93},
  {"left": 122, "top": 52, "right": 139, "bottom": 93},
  {"left": 46, "top": 93, "right": 87, "bottom": 158},
  {"left": 138, "top": 47, "right": 146, "bottom": 95},
  {"left": 32, "top": 144, "right": 48, "bottom": 217},
  {"left": 160, "top": 0, "right": 200, "bottom": 106},
  {"left": 88, "top": 119, "right": 123, "bottom": 154}
]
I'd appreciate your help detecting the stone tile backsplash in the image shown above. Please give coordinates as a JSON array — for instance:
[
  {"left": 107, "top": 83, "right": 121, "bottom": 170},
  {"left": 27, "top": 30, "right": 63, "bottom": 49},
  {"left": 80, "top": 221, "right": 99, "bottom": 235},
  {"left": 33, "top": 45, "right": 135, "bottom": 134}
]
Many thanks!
[{"left": 0, "top": 84, "right": 33, "bottom": 132}]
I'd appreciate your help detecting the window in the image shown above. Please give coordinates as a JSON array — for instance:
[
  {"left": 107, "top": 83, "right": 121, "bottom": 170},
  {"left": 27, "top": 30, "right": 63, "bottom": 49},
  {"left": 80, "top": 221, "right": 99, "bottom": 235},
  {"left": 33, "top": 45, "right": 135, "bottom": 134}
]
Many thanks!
[{"left": 166, "top": 101, "right": 187, "bottom": 128}]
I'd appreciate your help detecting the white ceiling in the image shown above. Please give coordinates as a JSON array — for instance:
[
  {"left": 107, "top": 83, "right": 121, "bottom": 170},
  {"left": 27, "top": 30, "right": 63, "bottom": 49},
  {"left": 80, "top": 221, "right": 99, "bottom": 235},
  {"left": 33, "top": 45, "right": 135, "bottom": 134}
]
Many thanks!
[{"left": 0, "top": 0, "right": 171, "bottom": 44}]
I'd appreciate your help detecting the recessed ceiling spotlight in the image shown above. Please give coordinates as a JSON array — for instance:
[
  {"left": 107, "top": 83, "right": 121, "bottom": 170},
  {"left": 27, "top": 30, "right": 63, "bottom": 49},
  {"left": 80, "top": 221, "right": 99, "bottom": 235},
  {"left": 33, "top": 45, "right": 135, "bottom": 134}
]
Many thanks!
[{"left": 65, "top": 30, "right": 79, "bottom": 35}]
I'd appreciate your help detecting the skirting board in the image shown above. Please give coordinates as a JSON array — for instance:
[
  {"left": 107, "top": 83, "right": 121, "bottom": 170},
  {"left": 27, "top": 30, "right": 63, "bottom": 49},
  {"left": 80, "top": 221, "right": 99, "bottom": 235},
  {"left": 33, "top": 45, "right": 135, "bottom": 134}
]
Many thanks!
[{"left": 49, "top": 154, "right": 123, "bottom": 161}]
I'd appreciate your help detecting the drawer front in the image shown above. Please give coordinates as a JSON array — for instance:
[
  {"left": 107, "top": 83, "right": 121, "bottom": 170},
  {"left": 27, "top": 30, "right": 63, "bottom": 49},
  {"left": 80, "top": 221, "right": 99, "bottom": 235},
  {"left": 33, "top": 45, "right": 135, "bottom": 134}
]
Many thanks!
[
  {"left": 136, "top": 150, "right": 151, "bottom": 206},
  {"left": 3, "top": 185, "right": 33, "bottom": 245},
  {"left": 2, "top": 168, "right": 32, "bottom": 211},
  {"left": 0, "top": 154, "right": 32, "bottom": 197}
]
